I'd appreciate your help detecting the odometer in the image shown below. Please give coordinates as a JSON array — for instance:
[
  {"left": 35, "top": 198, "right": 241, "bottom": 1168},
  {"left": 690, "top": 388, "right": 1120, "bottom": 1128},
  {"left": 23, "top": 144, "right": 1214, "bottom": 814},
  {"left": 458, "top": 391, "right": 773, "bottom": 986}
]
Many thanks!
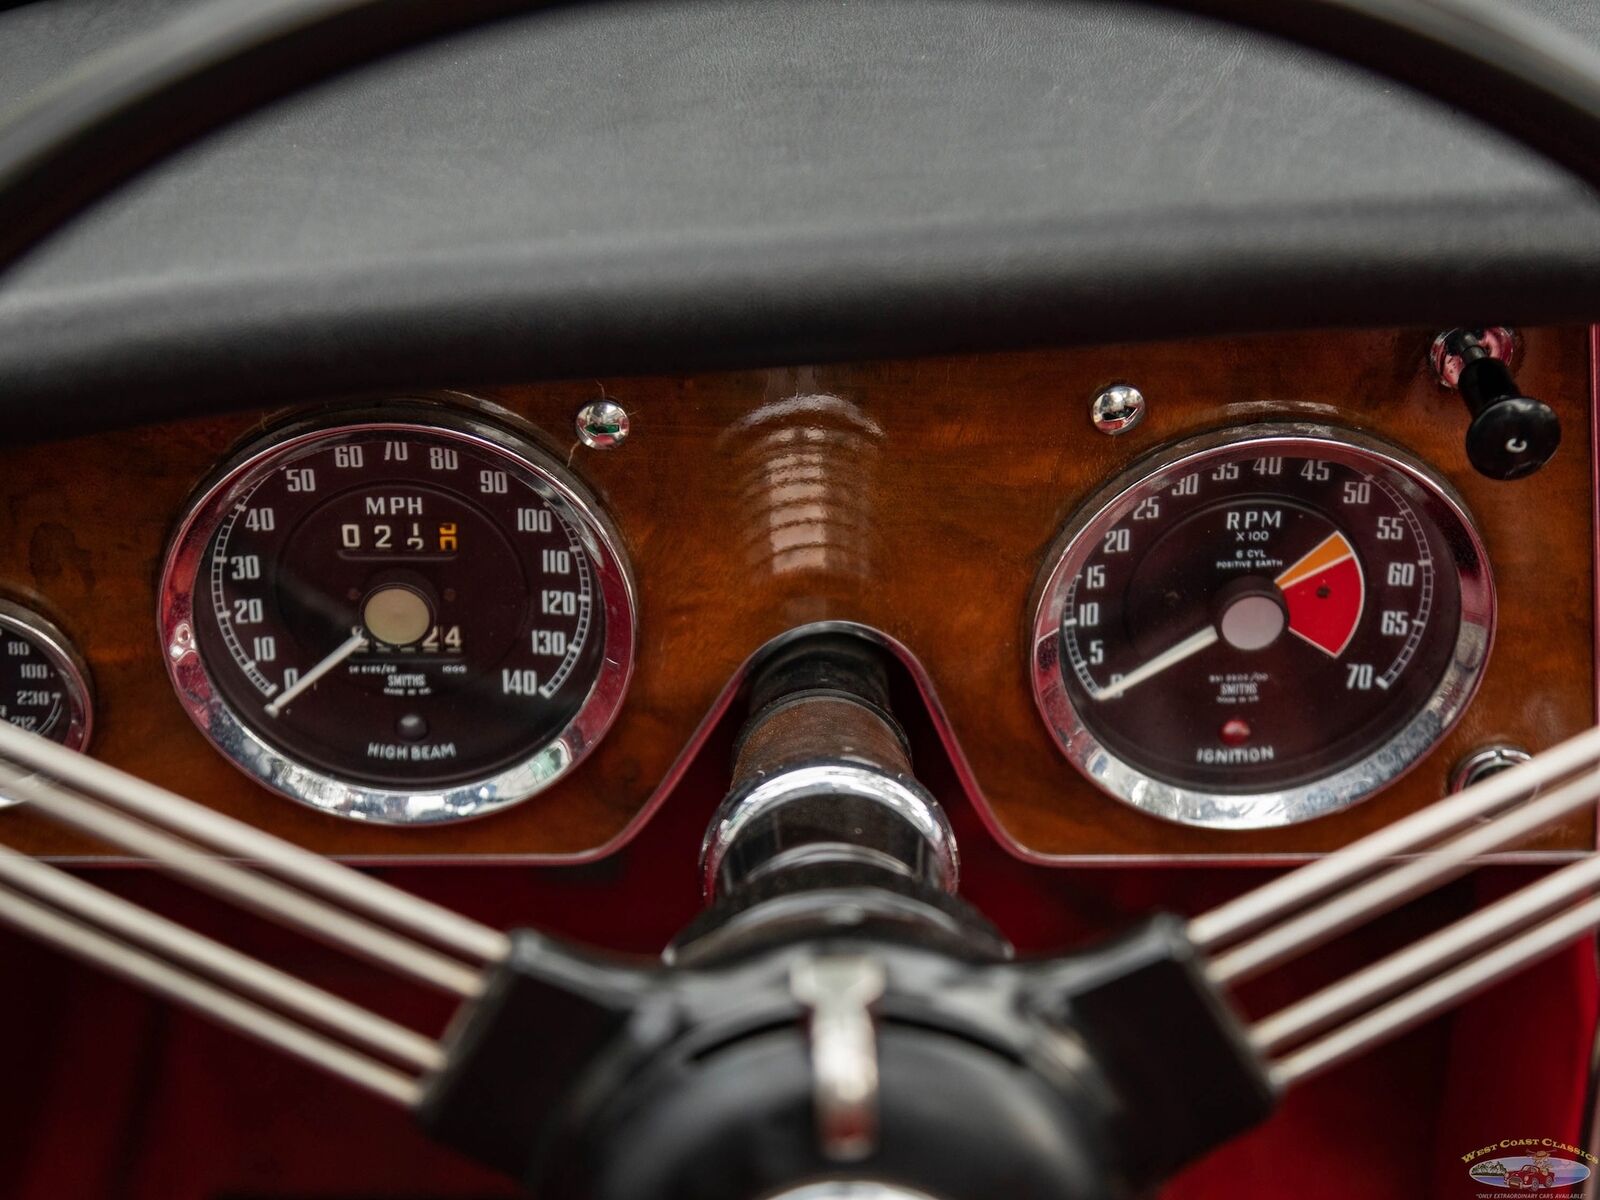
[
  {"left": 159, "top": 403, "right": 636, "bottom": 824},
  {"left": 1030, "top": 424, "right": 1493, "bottom": 828}
]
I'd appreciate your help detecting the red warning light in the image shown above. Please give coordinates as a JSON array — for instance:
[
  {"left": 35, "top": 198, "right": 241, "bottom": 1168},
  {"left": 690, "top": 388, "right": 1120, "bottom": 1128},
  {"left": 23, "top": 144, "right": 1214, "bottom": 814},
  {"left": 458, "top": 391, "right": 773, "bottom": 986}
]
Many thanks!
[{"left": 1220, "top": 718, "right": 1252, "bottom": 747}]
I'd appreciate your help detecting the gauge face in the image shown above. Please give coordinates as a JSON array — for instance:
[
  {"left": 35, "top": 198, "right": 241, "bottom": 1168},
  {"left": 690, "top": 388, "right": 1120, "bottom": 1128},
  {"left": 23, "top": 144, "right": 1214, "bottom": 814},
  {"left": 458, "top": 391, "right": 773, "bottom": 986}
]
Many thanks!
[
  {"left": 0, "top": 600, "right": 93, "bottom": 761},
  {"left": 0, "top": 601, "right": 92, "bottom": 761},
  {"left": 1030, "top": 424, "right": 1493, "bottom": 828},
  {"left": 159, "top": 404, "right": 636, "bottom": 824}
]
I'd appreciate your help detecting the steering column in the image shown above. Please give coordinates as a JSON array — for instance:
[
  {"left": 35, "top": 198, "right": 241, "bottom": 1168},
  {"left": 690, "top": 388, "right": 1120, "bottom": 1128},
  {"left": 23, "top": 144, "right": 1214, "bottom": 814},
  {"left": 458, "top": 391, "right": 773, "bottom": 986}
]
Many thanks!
[{"left": 414, "top": 630, "right": 1276, "bottom": 1200}]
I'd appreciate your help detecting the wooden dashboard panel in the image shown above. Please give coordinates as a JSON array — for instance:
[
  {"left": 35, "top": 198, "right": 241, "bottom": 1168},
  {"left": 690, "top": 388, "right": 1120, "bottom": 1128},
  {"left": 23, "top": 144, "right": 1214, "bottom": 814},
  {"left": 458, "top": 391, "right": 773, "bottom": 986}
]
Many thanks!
[{"left": 0, "top": 325, "right": 1592, "bottom": 859}]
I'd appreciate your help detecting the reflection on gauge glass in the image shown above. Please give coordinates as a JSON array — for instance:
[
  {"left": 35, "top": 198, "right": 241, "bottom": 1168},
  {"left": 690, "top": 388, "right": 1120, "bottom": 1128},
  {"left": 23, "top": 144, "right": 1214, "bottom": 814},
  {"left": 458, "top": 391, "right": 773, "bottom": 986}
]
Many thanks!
[
  {"left": 1029, "top": 423, "right": 1493, "bottom": 829},
  {"left": 159, "top": 402, "right": 636, "bottom": 825},
  {"left": 0, "top": 600, "right": 93, "bottom": 804}
]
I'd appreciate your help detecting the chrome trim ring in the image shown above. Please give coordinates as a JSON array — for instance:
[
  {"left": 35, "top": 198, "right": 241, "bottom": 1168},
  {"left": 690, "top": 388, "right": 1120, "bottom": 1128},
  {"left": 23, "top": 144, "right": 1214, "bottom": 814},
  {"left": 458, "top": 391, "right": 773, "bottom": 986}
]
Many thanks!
[
  {"left": 701, "top": 761, "right": 960, "bottom": 897},
  {"left": 0, "top": 599, "right": 93, "bottom": 798},
  {"left": 157, "top": 401, "right": 637, "bottom": 825},
  {"left": 1029, "top": 422, "right": 1495, "bottom": 830}
]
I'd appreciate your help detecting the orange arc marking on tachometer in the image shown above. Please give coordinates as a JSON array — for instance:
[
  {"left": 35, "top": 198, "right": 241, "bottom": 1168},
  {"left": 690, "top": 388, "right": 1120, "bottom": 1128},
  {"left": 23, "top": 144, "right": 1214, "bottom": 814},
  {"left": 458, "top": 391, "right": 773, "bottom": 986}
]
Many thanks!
[
  {"left": 1274, "top": 532, "right": 1366, "bottom": 658},
  {"left": 1274, "top": 531, "right": 1354, "bottom": 590}
]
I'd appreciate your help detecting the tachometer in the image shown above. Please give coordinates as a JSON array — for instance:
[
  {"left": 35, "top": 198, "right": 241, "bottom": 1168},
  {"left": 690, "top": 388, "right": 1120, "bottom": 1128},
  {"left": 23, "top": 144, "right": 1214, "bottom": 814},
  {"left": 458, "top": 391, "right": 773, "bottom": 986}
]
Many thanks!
[
  {"left": 159, "top": 402, "right": 636, "bottom": 824},
  {"left": 1030, "top": 424, "right": 1492, "bottom": 828}
]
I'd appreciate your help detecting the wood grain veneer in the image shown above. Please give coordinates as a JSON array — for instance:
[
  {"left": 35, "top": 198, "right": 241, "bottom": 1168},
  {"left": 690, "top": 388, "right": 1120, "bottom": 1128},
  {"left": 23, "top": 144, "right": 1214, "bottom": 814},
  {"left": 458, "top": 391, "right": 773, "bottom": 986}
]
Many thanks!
[{"left": 0, "top": 325, "right": 1591, "bottom": 860}]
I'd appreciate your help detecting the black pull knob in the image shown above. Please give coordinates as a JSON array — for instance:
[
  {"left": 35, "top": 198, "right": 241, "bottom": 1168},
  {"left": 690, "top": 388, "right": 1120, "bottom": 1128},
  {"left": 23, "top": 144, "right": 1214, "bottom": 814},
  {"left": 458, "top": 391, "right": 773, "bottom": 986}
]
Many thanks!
[{"left": 1432, "top": 328, "right": 1561, "bottom": 480}]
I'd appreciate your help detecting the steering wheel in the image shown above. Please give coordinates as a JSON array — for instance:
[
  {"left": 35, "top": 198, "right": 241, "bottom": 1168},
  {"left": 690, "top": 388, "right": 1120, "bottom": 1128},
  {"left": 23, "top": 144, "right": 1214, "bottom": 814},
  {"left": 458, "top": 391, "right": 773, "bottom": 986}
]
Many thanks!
[{"left": 2, "top": 3, "right": 1600, "bottom": 1199}]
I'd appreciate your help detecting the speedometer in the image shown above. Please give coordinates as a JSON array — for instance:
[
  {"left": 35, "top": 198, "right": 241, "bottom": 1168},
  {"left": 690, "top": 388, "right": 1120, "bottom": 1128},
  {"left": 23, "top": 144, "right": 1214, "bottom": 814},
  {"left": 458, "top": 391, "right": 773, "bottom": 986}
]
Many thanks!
[
  {"left": 1030, "top": 424, "right": 1492, "bottom": 828},
  {"left": 159, "top": 401, "right": 636, "bottom": 824}
]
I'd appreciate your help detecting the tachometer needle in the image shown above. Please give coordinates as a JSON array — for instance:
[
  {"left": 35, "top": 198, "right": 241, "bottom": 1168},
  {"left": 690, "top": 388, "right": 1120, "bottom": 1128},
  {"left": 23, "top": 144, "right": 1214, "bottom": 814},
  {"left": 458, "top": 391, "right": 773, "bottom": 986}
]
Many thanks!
[
  {"left": 264, "top": 631, "right": 367, "bottom": 718},
  {"left": 1093, "top": 626, "right": 1219, "bottom": 702}
]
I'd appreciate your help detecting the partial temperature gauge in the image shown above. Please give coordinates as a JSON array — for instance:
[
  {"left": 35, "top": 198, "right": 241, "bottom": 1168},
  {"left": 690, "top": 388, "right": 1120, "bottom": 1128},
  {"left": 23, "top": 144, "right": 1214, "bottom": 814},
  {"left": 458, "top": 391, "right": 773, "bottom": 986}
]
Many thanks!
[
  {"left": 0, "top": 600, "right": 93, "bottom": 763},
  {"left": 159, "top": 402, "right": 637, "bottom": 824},
  {"left": 1030, "top": 424, "right": 1493, "bottom": 829}
]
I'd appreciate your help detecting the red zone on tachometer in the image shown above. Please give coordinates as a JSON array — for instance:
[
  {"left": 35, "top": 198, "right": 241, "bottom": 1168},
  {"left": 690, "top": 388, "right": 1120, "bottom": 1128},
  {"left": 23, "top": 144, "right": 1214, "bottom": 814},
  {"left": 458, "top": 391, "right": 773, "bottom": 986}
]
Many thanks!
[{"left": 1274, "top": 531, "right": 1364, "bottom": 658}]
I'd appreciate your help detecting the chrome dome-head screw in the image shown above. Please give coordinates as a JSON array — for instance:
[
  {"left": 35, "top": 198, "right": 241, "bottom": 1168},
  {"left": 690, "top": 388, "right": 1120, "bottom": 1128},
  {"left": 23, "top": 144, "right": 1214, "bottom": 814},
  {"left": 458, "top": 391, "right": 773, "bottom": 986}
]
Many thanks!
[
  {"left": 1450, "top": 744, "right": 1533, "bottom": 796},
  {"left": 1091, "top": 384, "right": 1146, "bottom": 435},
  {"left": 575, "top": 398, "right": 629, "bottom": 449}
]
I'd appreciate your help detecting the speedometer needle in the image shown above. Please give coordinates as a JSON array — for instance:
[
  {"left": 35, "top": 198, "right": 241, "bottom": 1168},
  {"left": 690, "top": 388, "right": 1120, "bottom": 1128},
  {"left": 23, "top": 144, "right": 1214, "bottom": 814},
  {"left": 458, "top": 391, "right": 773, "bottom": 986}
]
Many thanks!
[
  {"left": 1093, "top": 626, "right": 1219, "bottom": 702},
  {"left": 264, "top": 631, "right": 367, "bottom": 718}
]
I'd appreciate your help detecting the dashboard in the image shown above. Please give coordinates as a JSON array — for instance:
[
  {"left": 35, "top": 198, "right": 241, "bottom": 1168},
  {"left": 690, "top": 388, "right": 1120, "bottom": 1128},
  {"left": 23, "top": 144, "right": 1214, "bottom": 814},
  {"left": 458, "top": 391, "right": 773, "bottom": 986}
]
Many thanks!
[{"left": 2, "top": 323, "right": 1592, "bottom": 862}]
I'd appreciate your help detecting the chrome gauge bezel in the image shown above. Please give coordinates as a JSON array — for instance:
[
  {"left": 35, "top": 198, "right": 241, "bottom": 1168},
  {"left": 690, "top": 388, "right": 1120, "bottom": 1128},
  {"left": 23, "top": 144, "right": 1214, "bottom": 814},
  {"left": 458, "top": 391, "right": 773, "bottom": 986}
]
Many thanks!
[
  {"left": 158, "top": 402, "right": 637, "bottom": 825},
  {"left": 1029, "top": 422, "right": 1495, "bottom": 829},
  {"left": 0, "top": 599, "right": 94, "bottom": 779}
]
